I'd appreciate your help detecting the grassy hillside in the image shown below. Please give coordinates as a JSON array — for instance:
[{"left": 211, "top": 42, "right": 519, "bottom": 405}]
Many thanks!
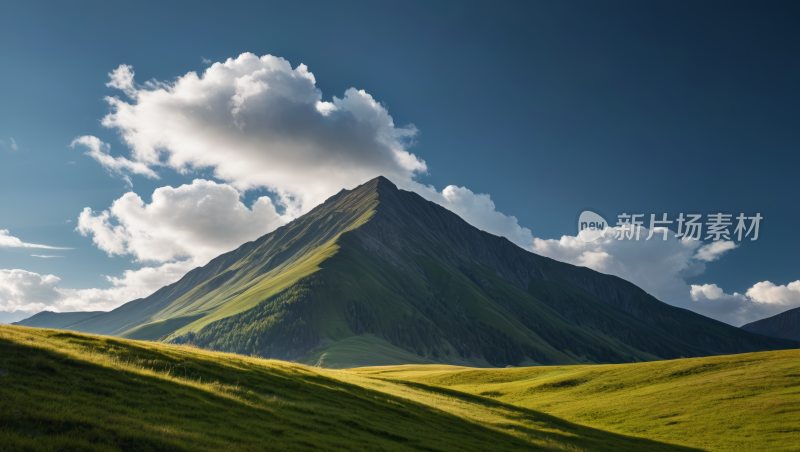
[
  {"left": 345, "top": 350, "right": 800, "bottom": 452},
  {"left": 1, "top": 325, "right": 702, "bottom": 451},
  {"left": 297, "top": 334, "right": 439, "bottom": 369}
]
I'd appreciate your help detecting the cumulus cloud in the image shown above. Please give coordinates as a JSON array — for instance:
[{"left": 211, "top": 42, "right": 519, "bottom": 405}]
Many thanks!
[
  {"left": 0, "top": 262, "right": 194, "bottom": 313},
  {"left": 695, "top": 240, "right": 738, "bottom": 262},
  {"left": 100, "top": 53, "right": 423, "bottom": 216},
  {"left": 106, "top": 64, "right": 137, "bottom": 98},
  {"left": 529, "top": 222, "right": 798, "bottom": 325},
  {"left": 76, "top": 179, "right": 288, "bottom": 264},
  {"left": 5, "top": 179, "right": 288, "bottom": 313},
  {"left": 0, "top": 270, "right": 62, "bottom": 312},
  {"left": 0, "top": 230, "right": 71, "bottom": 250},
  {"left": 528, "top": 226, "right": 798, "bottom": 325},
  {"left": 689, "top": 281, "right": 800, "bottom": 326},
  {"left": 93, "top": 53, "right": 535, "bottom": 252},
  {"left": 409, "top": 182, "right": 536, "bottom": 248},
  {"left": 70, "top": 135, "right": 158, "bottom": 185},
  {"left": 532, "top": 227, "right": 715, "bottom": 304},
  {"left": 746, "top": 280, "right": 800, "bottom": 306}
]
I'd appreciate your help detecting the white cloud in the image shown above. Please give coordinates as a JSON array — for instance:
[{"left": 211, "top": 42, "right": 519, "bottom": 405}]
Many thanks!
[
  {"left": 695, "top": 240, "right": 738, "bottom": 262},
  {"left": 100, "top": 53, "right": 424, "bottom": 216},
  {"left": 10, "top": 137, "right": 18, "bottom": 151},
  {"left": 746, "top": 280, "right": 800, "bottom": 306},
  {"left": 76, "top": 179, "right": 288, "bottom": 264},
  {"left": 106, "top": 64, "right": 137, "bottom": 98},
  {"left": 0, "top": 230, "right": 71, "bottom": 250},
  {"left": 0, "top": 262, "right": 194, "bottom": 313},
  {"left": 690, "top": 281, "right": 800, "bottom": 326},
  {"left": 10, "top": 178, "right": 286, "bottom": 313},
  {"left": 532, "top": 228, "right": 715, "bottom": 304},
  {"left": 0, "top": 269, "right": 62, "bottom": 312},
  {"left": 202, "top": 57, "right": 212, "bottom": 64},
  {"left": 70, "top": 135, "right": 158, "bottom": 185},
  {"left": 408, "top": 182, "right": 536, "bottom": 248},
  {"left": 93, "top": 53, "right": 534, "bottom": 253},
  {"left": 529, "top": 228, "right": 791, "bottom": 325},
  {"left": 31, "top": 255, "right": 64, "bottom": 258}
]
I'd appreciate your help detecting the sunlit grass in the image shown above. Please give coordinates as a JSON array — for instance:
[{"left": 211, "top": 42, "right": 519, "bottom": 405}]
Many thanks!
[
  {"left": 0, "top": 325, "right": 696, "bottom": 451},
  {"left": 345, "top": 350, "right": 800, "bottom": 451}
]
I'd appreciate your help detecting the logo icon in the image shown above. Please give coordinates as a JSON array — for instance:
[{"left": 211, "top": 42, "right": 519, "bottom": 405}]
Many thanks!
[{"left": 578, "top": 211, "right": 608, "bottom": 242}]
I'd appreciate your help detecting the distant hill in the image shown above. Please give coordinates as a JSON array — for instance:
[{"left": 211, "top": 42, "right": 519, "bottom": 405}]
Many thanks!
[
  {"left": 20, "top": 176, "right": 795, "bottom": 367},
  {"left": 741, "top": 306, "right": 800, "bottom": 341},
  {"left": 0, "top": 310, "right": 30, "bottom": 324},
  {"left": 14, "top": 310, "right": 104, "bottom": 329}
]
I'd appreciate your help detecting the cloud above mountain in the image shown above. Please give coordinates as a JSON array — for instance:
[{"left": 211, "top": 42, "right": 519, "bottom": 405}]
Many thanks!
[
  {"left": 99, "top": 53, "right": 424, "bottom": 215},
  {"left": 93, "top": 53, "right": 532, "bottom": 244}
]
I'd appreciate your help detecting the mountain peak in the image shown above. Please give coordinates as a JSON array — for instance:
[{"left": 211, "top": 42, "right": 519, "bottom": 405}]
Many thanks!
[{"left": 362, "top": 175, "right": 399, "bottom": 193}]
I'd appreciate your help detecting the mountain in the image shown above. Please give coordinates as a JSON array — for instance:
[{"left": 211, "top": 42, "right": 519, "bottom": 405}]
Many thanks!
[
  {"left": 21, "top": 176, "right": 795, "bottom": 367},
  {"left": 0, "top": 310, "right": 31, "bottom": 324},
  {"left": 741, "top": 307, "right": 800, "bottom": 341},
  {"left": 14, "top": 310, "right": 104, "bottom": 329}
]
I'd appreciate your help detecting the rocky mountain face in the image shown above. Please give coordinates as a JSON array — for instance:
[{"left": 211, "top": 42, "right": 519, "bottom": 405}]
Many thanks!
[
  {"left": 741, "top": 307, "right": 800, "bottom": 341},
  {"left": 17, "top": 176, "right": 796, "bottom": 367}
]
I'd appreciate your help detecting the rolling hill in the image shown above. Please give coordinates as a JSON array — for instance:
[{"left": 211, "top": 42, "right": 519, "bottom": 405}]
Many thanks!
[
  {"left": 16, "top": 176, "right": 795, "bottom": 367},
  {"left": 343, "top": 348, "right": 800, "bottom": 452},
  {"left": 2, "top": 325, "right": 796, "bottom": 451},
  {"left": 741, "top": 306, "right": 800, "bottom": 341}
]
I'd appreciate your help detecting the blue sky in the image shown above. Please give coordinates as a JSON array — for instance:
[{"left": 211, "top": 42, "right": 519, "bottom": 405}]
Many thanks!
[{"left": 0, "top": 1, "right": 798, "bottom": 325}]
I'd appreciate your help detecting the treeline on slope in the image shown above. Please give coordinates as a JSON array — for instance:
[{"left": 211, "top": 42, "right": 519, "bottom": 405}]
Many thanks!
[
  {"left": 171, "top": 282, "right": 320, "bottom": 360},
  {"left": 169, "top": 271, "right": 560, "bottom": 366}
]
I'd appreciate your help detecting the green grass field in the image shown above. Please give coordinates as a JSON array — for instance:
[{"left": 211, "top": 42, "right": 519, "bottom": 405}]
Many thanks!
[
  {"left": 2, "top": 325, "right": 796, "bottom": 451},
  {"left": 344, "top": 351, "right": 800, "bottom": 452}
]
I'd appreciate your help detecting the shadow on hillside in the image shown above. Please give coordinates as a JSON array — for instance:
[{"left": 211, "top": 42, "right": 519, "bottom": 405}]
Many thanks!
[
  {"left": 372, "top": 377, "right": 710, "bottom": 452},
  {"left": 0, "top": 326, "right": 706, "bottom": 451}
]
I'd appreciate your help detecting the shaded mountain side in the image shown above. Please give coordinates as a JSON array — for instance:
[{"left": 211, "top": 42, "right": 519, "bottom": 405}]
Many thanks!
[
  {"left": 22, "top": 176, "right": 796, "bottom": 367},
  {"left": 14, "top": 310, "right": 104, "bottom": 329},
  {"left": 741, "top": 307, "right": 800, "bottom": 341},
  {"left": 353, "top": 178, "right": 787, "bottom": 357},
  {"left": 178, "top": 226, "right": 791, "bottom": 366}
]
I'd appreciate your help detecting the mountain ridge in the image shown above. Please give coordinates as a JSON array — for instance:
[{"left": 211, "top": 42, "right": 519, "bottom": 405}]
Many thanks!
[
  {"left": 741, "top": 306, "right": 800, "bottom": 341},
  {"left": 16, "top": 176, "right": 795, "bottom": 367}
]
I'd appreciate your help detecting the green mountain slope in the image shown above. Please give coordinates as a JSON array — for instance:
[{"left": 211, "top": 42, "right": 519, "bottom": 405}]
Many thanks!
[{"left": 23, "top": 176, "right": 795, "bottom": 367}]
